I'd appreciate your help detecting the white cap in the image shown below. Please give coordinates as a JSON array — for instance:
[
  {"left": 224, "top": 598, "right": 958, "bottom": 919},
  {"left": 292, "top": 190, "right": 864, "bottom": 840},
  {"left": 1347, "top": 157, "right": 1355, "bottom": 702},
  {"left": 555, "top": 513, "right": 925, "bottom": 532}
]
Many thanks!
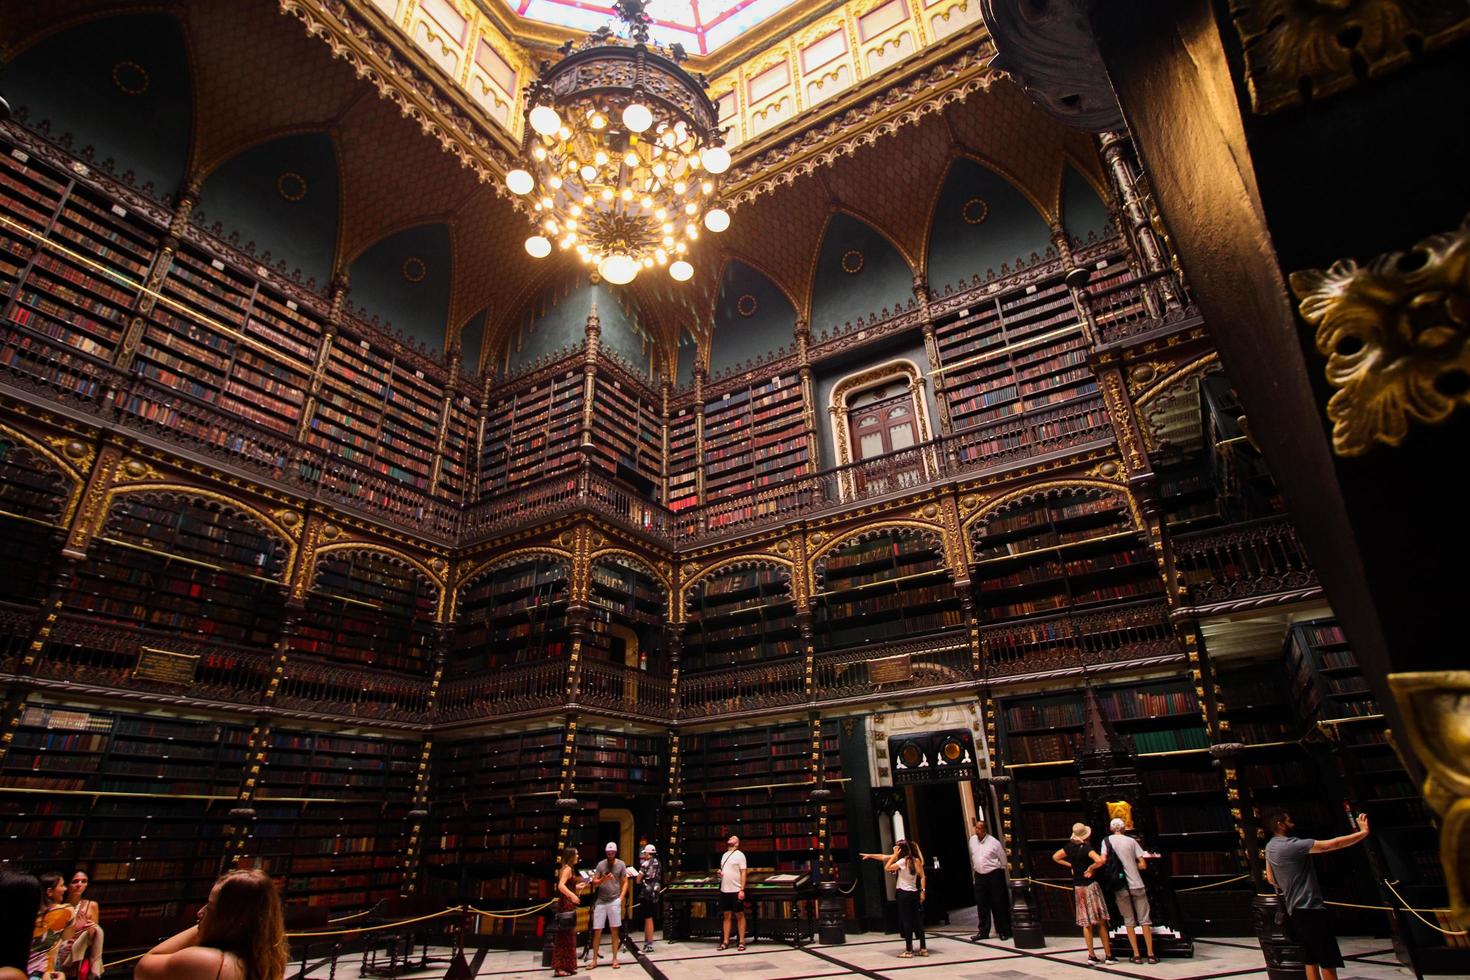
[
  {"left": 605, "top": 841, "right": 618, "bottom": 852},
  {"left": 642, "top": 844, "right": 656, "bottom": 854},
  {"left": 1110, "top": 818, "right": 1126, "bottom": 833}
]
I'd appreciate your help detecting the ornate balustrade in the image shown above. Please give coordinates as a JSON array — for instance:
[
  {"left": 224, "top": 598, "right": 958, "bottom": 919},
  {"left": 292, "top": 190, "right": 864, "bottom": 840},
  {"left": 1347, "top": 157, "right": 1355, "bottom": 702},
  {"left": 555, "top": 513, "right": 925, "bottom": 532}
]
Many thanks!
[
  {"left": 576, "top": 659, "right": 673, "bottom": 718},
  {"left": 979, "top": 599, "right": 1181, "bottom": 679},
  {"left": 1171, "top": 514, "right": 1321, "bottom": 614},
  {"left": 812, "top": 633, "right": 973, "bottom": 701},
  {"left": 275, "top": 657, "right": 432, "bottom": 723},
  {"left": 0, "top": 601, "right": 39, "bottom": 674},
  {"left": 677, "top": 657, "right": 806, "bottom": 718},
  {"left": 434, "top": 658, "right": 571, "bottom": 722}
]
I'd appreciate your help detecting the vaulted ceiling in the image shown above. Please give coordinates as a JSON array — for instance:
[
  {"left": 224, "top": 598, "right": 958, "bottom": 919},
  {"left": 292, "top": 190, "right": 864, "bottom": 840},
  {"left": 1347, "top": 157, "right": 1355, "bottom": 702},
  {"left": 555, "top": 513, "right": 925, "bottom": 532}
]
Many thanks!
[{"left": 0, "top": 0, "right": 1106, "bottom": 372}]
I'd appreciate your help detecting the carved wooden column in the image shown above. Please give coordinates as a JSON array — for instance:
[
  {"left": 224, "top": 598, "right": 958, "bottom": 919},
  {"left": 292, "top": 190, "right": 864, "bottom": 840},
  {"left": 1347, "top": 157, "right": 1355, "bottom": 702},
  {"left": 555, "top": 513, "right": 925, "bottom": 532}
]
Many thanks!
[
  {"left": 692, "top": 367, "right": 708, "bottom": 506},
  {"left": 579, "top": 305, "right": 602, "bottom": 456},
  {"left": 428, "top": 342, "right": 462, "bottom": 492},
  {"left": 795, "top": 318, "right": 821, "bottom": 467},
  {"left": 293, "top": 273, "right": 348, "bottom": 473},
  {"left": 400, "top": 622, "right": 451, "bottom": 896},
  {"left": 555, "top": 714, "right": 581, "bottom": 851},
  {"left": 1098, "top": 131, "right": 1180, "bottom": 314},
  {"left": 659, "top": 378, "right": 672, "bottom": 503},
  {"left": 915, "top": 275, "right": 953, "bottom": 442},
  {"left": 114, "top": 185, "right": 198, "bottom": 375}
]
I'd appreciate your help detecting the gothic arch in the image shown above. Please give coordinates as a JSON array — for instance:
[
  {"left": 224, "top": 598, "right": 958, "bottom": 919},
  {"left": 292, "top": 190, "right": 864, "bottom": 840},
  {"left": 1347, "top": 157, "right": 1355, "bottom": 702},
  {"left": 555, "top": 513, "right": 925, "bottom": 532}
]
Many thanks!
[
  {"left": 102, "top": 484, "right": 297, "bottom": 576},
  {"left": 0, "top": 422, "right": 84, "bottom": 524}
]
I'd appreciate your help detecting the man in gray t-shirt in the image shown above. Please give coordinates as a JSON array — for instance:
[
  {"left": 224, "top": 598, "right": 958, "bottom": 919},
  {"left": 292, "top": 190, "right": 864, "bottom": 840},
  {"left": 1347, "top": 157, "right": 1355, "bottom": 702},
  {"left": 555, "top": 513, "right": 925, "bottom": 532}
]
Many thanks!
[
  {"left": 590, "top": 842, "right": 630, "bottom": 969},
  {"left": 1105, "top": 820, "right": 1155, "bottom": 962},
  {"left": 1264, "top": 810, "right": 1369, "bottom": 980}
]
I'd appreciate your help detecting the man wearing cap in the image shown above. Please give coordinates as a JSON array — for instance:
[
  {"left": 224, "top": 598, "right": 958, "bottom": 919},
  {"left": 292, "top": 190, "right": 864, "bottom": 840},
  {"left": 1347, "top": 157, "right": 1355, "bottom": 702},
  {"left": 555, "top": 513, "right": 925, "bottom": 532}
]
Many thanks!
[
  {"left": 591, "top": 841, "right": 630, "bottom": 969},
  {"left": 635, "top": 844, "right": 662, "bottom": 953},
  {"left": 968, "top": 814, "right": 1011, "bottom": 941},
  {"left": 718, "top": 835, "right": 748, "bottom": 951}
]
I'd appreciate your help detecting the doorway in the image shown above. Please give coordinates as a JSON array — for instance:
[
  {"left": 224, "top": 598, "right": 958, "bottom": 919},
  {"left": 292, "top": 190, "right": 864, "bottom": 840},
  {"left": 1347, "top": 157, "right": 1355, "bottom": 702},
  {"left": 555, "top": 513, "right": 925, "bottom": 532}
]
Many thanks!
[{"left": 903, "top": 782, "right": 972, "bottom": 920}]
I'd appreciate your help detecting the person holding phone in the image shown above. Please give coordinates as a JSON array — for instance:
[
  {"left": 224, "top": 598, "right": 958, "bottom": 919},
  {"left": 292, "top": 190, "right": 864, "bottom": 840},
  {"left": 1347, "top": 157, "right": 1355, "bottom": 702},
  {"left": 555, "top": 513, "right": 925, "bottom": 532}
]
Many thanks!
[
  {"left": 1264, "top": 810, "right": 1370, "bottom": 980},
  {"left": 589, "top": 843, "right": 629, "bottom": 970}
]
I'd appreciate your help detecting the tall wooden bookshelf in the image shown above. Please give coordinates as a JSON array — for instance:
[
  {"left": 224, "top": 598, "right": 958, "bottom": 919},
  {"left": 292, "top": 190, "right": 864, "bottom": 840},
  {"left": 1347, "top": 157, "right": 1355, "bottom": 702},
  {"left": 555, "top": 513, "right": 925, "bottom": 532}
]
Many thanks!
[
  {"left": 450, "top": 555, "right": 571, "bottom": 673},
  {"left": 1000, "top": 678, "right": 1228, "bottom": 927},
  {"left": 0, "top": 701, "right": 250, "bottom": 922},
  {"left": 682, "top": 563, "right": 798, "bottom": 672},
  {"left": 699, "top": 374, "right": 808, "bottom": 523},
  {"left": 591, "top": 373, "right": 660, "bottom": 490},
  {"left": 245, "top": 726, "right": 418, "bottom": 909},
  {"left": 586, "top": 556, "right": 665, "bottom": 670},
  {"left": 477, "top": 370, "right": 586, "bottom": 496},
  {"left": 665, "top": 408, "right": 698, "bottom": 511},
  {"left": 290, "top": 551, "right": 437, "bottom": 677},
  {"left": 0, "top": 436, "right": 68, "bottom": 609},
  {"left": 971, "top": 487, "right": 1160, "bottom": 624},
  {"left": 812, "top": 530, "right": 962, "bottom": 649}
]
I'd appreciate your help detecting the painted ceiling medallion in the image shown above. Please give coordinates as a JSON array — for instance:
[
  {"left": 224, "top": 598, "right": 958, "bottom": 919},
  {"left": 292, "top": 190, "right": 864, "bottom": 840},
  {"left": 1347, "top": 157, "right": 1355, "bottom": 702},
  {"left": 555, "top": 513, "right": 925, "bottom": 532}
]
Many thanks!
[
  {"left": 111, "top": 60, "right": 150, "bottom": 96},
  {"left": 736, "top": 293, "right": 758, "bottom": 317},
  {"left": 962, "top": 197, "right": 989, "bottom": 225},
  {"left": 276, "top": 171, "right": 308, "bottom": 202},
  {"left": 841, "top": 249, "right": 865, "bottom": 275},
  {"left": 402, "top": 256, "right": 428, "bottom": 283},
  {"left": 504, "top": 0, "right": 731, "bottom": 285}
]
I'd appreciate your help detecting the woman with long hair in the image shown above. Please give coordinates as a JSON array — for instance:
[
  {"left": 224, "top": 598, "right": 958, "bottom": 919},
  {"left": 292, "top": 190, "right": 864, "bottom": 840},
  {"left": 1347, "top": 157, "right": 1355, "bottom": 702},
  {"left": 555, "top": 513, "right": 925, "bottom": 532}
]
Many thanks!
[
  {"left": 1, "top": 870, "right": 43, "bottom": 980},
  {"left": 884, "top": 841, "right": 928, "bottom": 958},
  {"left": 135, "top": 870, "right": 287, "bottom": 980},
  {"left": 552, "top": 846, "right": 584, "bottom": 977},
  {"left": 1053, "top": 823, "right": 1116, "bottom": 967},
  {"left": 60, "top": 870, "right": 102, "bottom": 980},
  {"left": 28, "top": 873, "right": 74, "bottom": 980}
]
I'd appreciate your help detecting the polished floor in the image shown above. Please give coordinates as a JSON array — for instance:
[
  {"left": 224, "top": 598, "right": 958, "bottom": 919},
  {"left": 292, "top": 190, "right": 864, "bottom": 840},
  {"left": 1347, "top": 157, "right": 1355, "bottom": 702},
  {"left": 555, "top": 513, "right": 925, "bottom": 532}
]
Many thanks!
[{"left": 315, "top": 933, "right": 1409, "bottom": 980}]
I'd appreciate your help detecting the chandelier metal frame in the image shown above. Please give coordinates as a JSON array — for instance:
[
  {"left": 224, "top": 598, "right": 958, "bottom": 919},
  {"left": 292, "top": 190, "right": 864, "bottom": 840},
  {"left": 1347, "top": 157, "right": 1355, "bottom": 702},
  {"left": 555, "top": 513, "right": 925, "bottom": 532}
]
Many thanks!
[{"left": 505, "top": 0, "right": 732, "bottom": 285}]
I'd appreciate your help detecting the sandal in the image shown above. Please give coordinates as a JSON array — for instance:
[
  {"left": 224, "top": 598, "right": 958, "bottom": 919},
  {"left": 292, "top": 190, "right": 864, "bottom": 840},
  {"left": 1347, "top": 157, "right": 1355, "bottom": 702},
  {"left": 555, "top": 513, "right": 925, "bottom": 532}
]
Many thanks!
[
  {"left": 898, "top": 951, "right": 913, "bottom": 959},
  {"left": 918, "top": 949, "right": 930, "bottom": 957},
  {"left": 717, "top": 944, "right": 728, "bottom": 951},
  {"left": 1147, "top": 957, "right": 1159, "bottom": 964},
  {"left": 1130, "top": 956, "right": 1144, "bottom": 964},
  {"left": 737, "top": 944, "right": 746, "bottom": 951}
]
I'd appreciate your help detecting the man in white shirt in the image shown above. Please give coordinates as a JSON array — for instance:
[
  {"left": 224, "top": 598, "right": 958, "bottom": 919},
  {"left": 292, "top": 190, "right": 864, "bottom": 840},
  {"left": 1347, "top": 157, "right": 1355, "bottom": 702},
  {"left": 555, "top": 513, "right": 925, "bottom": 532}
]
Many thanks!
[
  {"left": 1105, "top": 819, "right": 1156, "bottom": 963},
  {"left": 718, "top": 834, "right": 748, "bottom": 951},
  {"left": 967, "top": 815, "right": 1010, "bottom": 941}
]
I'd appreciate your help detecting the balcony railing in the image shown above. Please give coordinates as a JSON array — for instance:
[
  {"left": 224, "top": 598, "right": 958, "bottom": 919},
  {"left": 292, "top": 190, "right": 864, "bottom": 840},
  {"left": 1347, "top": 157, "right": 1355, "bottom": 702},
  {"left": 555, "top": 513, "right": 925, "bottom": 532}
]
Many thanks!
[
  {"left": 1083, "top": 269, "right": 1200, "bottom": 346},
  {"left": 978, "top": 599, "right": 1181, "bottom": 679},
  {"left": 677, "top": 657, "right": 807, "bottom": 717},
  {"left": 1172, "top": 514, "right": 1320, "bottom": 612},
  {"left": 576, "top": 660, "right": 673, "bottom": 718},
  {"left": 813, "top": 633, "right": 973, "bottom": 701},
  {"left": 275, "top": 657, "right": 431, "bottom": 723},
  {"left": 434, "top": 658, "right": 571, "bottom": 722}
]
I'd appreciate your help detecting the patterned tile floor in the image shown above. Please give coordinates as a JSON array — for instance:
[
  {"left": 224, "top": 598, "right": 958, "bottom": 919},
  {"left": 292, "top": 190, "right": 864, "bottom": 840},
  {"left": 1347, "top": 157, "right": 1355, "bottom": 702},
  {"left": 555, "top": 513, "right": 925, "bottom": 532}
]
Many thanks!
[{"left": 311, "top": 933, "right": 1411, "bottom": 980}]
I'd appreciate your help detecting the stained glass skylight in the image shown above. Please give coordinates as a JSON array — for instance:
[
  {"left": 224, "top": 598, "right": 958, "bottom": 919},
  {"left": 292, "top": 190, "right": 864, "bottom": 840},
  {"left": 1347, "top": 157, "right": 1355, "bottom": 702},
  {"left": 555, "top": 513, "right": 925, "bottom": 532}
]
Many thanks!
[{"left": 514, "top": 0, "right": 806, "bottom": 55}]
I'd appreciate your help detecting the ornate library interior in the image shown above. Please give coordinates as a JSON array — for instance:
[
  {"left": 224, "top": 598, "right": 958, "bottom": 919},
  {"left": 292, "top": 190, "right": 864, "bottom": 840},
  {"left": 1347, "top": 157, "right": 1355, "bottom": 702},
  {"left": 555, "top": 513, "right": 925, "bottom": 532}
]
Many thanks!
[{"left": 1, "top": 1, "right": 1466, "bottom": 979}]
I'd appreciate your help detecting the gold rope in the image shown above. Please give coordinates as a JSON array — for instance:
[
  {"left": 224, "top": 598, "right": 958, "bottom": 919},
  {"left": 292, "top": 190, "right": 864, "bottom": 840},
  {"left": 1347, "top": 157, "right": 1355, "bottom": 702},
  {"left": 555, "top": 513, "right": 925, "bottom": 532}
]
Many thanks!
[
  {"left": 468, "top": 899, "right": 556, "bottom": 919},
  {"left": 285, "top": 906, "right": 464, "bottom": 938},
  {"left": 1176, "top": 874, "right": 1251, "bottom": 892}
]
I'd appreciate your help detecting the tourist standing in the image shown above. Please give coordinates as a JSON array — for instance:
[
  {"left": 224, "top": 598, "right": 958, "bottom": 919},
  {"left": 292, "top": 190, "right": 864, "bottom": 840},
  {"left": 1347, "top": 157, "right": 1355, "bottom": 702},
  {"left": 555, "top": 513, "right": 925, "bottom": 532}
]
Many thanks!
[
  {"left": 59, "top": 871, "right": 101, "bottom": 980},
  {"left": 1264, "top": 810, "right": 1369, "bottom": 980},
  {"left": 589, "top": 843, "right": 629, "bottom": 970},
  {"left": 887, "top": 840, "right": 929, "bottom": 958},
  {"left": 968, "top": 816, "right": 1010, "bottom": 941},
  {"left": 717, "top": 835, "right": 747, "bottom": 952},
  {"left": 552, "top": 847, "right": 583, "bottom": 977},
  {"left": 28, "top": 873, "right": 74, "bottom": 980},
  {"left": 1104, "top": 819, "right": 1156, "bottom": 964},
  {"left": 1053, "top": 824, "right": 1116, "bottom": 967},
  {"left": 635, "top": 845, "right": 661, "bottom": 953},
  {"left": 134, "top": 870, "right": 287, "bottom": 980}
]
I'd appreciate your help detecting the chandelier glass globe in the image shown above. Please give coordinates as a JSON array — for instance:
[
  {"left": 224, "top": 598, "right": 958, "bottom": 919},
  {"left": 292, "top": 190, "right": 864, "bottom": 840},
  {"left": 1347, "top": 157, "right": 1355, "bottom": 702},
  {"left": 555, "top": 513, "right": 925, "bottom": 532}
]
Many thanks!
[
  {"left": 509, "top": 0, "right": 730, "bottom": 283},
  {"left": 525, "top": 235, "right": 552, "bottom": 258}
]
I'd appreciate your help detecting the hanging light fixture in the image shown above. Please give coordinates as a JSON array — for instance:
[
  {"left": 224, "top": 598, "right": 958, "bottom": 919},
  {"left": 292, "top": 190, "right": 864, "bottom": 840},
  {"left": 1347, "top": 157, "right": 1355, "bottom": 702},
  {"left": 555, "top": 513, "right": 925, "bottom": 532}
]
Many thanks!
[{"left": 506, "top": 0, "right": 731, "bottom": 284}]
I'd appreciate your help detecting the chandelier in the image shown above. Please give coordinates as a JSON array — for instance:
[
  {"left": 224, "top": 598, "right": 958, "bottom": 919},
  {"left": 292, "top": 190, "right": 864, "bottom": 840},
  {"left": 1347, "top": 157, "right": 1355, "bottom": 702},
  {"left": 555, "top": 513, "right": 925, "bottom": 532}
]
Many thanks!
[{"left": 503, "top": 0, "right": 731, "bottom": 285}]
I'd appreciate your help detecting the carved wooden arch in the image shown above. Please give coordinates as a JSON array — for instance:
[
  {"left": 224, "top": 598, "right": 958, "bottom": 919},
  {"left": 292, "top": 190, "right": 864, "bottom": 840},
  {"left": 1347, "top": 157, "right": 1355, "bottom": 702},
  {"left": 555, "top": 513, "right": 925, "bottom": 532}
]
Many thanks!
[
  {"left": 919, "top": 150, "right": 1058, "bottom": 275},
  {"left": 964, "top": 478, "right": 1143, "bottom": 547},
  {"left": 1134, "top": 354, "right": 1223, "bottom": 454},
  {"left": 451, "top": 546, "right": 573, "bottom": 621},
  {"left": 808, "top": 520, "right": 949, "bottom": 592},
  {"left": 0, "top": 422, "right": 84, "bottom": 525},
  {"left": 827, "top": 357, "right": 936, "bottom": 477},
  {"left": 590, "top": 548, "right": 672, "bottom": 593},
  {"left": 802, "top": 208, "right": 919, "bottom": 324},
  {"left": 310, "top": 541, "right": 445, "bottom": 619},
  {"left": 101, "top": 484, "right": 298, "bottom": 578},
  {"left": 678, "top": 554, "right": 794, "bottom": 618}
]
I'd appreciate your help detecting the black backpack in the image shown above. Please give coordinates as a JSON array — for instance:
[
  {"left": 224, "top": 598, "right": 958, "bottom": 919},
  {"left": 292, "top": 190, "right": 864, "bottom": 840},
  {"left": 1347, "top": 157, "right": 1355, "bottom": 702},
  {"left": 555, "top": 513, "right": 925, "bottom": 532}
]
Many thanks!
[{"left": 1101, "top": 839, "right": 1130, "bottom": 889}]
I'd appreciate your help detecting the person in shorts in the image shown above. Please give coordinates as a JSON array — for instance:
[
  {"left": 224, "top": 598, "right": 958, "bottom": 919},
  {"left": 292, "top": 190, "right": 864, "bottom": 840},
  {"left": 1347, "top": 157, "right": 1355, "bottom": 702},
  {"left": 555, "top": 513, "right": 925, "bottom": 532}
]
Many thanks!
[
  {"left": 718, "top": 835, "right": 747, "bottom": 951},
  {"left": 1265, "top": 810, "right": 1369, "bottom": 980},
  {"left": 634, "top": 844, "right": 661, "bottom": 953},
  {"left": 590, "top": 841, "right": 629, "bottom": 970},
  {"left": 1105, "top": 819, "right": 1156, "bottom": 963}
]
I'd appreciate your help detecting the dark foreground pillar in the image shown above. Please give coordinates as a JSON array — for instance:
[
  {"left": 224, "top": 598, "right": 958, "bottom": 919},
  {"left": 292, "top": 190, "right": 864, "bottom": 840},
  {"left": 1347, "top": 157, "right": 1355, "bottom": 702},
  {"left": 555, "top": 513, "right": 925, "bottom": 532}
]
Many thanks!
[
  {"left": 1010, "top": 880, "right": 1045, "bottom": 949},
  {"left": 1252, "top": 894, "right": 1306, "bottom": 980},
  {"left": 818, "top": 881, "right": 847, "bottom": 945}
]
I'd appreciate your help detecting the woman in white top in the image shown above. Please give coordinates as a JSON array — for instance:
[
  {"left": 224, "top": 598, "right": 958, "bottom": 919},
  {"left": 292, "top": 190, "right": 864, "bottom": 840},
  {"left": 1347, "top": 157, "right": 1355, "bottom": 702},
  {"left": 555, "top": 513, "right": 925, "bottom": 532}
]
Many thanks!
[{"left": 885, "top": 841, "right": 928, "bottom": 958}]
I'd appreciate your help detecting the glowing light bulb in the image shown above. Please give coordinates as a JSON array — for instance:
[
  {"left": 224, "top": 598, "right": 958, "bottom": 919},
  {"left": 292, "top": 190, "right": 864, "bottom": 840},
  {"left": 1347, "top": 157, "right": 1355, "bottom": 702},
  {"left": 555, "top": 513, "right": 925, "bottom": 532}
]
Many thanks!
[
  {"left": 570, "top": 204, "right": 582, "bottom": 216},
  {"left": 704, "top": 208, "right": 730, "bottom": 233},
  {"left": 662, "top": 223, "right": 674, "bottom": 233},
  {"left": 622, "top": 103, "right": 654, "bottom": 133},
  {"left": 621, "top": 188, "right": 634, "bottom": 202},
  {"left": 581, "top": 165, "right": 597, "bottom": 181},
  {"left": 653, "top": 163, "right": 667, "bottom": 179},
  {"left": 642, "top": 196, "right": 655, "bottom": 209},
  {"left": 599, "top": 253, "right": 639, "bottom": 284},
  {"left": 540, "top": 197, "right": 553, "bottom": 209},
  {"left": 533, "top": 146, "right": 547, "bottom": 161},
  {"left": 643, "top": 257, "right": 654, "bottom": 268},
  {"left": 655, "top": 249, "right": 668, "bottom": 264},
  {"left": 558, "top": 126, "right": 571, "bottom": 140},
  {"left": 675, "top": 242, "right": 687, "bottom": 254},
  {"left": 548, "top": 175, "right": 563, "bottom": 189},
  {"left": 655, "top": 209, "right": 667, "bottom": 221},
  {"left": 687, "top": 225, "right": 699, "bottom": 240},
  {"left": 529, "top": 105, "right": 561, "bottom": 136},
  {"left": 505, "top": 169, "right": 534, "bottom": 195},
  {"left": 544, "top": 219, "right": 558, "bottom": 232},
  {"left": 662, "top": 235, "right": 674, "bottom": 246},
  {"left": 591, "top": 114, "right": 607, "bottom": 129},
  {"left": 601, "top": 188, "right": 615, "bottom": 201},
  {"left": 576, "top": 243, "right": 589, "bottom": 255},
  {"left": 669, "top": 260, "right": 693, "bottom": 281},
  {"left": 673, "top": 181, "right": 687, "bottom": 195},
  {"left": 701, "top": 146, "right": 731, "bottom": 174},
  {"left": 561, "top": 235, "right": 576, "bottom": 249},
  {"left": 624, "top": 152, "right": 639, "bottom": 168},
  {"left": 701, "top": 181, "right": 714, "bottom": 195},
  {"left": 524, "top": 235, "right": 551, "bottom": 258},
  {"left": 565, "top": 218, "right": 577, "bottom": 230},
  {"left": 684, "top": 203, "right": 698, "bottom": 215},
  {"left": 594, "top": 151, "right": 610, "bottom": 166}
]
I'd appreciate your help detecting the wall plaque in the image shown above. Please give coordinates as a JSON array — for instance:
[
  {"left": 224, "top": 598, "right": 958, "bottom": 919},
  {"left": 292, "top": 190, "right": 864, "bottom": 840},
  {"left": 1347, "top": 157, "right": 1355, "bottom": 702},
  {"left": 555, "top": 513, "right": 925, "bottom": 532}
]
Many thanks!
[
  {"left": 134, "top": 647, "right": 199, "bottom": 686},
  {"left": 869, "top": 654, "right": 912, "bottom": 685}
]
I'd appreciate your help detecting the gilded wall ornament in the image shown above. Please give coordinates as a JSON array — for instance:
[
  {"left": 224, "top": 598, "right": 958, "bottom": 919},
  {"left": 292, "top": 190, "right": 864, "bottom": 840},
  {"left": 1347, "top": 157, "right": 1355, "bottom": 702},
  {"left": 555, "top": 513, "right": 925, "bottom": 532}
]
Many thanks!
[
  {"left": 1232, "top": 0, "right": 1470, "bottom": 114},
  {"left": 401, "top": 256, "right": 428, "bottom": 283},
  {"left": 111, "top": 60, "right": 150, "bottom": 96},
  {"left": 1387, "top": 671, "right": 1470, "bottom": 928},
  {"left": 1290, "top": 213, "right": 1470, "bottom": 457},
  {"left": 841, "top": 249, "right": 865, "bottom": 275},
  {"left": 736, "top": 294, "right": 758, "bottom": 317},
  {"left": 276, "top": 172, "right": 308, "bottom": 202},
  {"left": 961, "top": 197, "right": 989, "bottom": 225}
]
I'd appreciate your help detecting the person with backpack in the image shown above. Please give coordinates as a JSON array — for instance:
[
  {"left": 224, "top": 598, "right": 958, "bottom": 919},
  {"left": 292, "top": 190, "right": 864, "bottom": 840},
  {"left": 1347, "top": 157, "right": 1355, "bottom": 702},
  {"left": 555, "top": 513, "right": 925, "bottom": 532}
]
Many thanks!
[
  {"left": 1053, "top": 823, "right": 1116, "bottom": 967},
  {"left": 1104, "top": 819, "right": 1157, "bottom": 964}
]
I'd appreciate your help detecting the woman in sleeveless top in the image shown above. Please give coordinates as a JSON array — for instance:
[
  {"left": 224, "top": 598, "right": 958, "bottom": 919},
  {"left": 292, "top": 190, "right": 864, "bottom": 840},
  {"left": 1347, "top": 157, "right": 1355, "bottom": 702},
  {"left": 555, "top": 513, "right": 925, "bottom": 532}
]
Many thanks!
[
  {"left": 553, "top": 847, "right": 584, "bottom": 977},
  {"left": 28, "top": 873, "right": 74, "bottom": 980},
  {"left": 136, "top": 870, "right": 286, "bottom": 980},
  {"left": 60, "top": 871, "right": 102, "bottom": 980},
  {"left": 885, "top": 841, "right": 928, "bottom": 958},
  {"left": 1053, "top": 823, "right": 1116, "bottom": 966}
]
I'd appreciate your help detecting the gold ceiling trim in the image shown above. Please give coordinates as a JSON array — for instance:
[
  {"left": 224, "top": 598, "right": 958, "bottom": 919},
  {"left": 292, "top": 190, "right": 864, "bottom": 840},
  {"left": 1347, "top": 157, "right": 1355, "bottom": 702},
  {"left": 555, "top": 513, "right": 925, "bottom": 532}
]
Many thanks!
[
  {"left": 722, "top": 34, "right": 999, "bottom": 206},
  {"left": 283, "top": 0, "right": 521, "bottom": 182}
]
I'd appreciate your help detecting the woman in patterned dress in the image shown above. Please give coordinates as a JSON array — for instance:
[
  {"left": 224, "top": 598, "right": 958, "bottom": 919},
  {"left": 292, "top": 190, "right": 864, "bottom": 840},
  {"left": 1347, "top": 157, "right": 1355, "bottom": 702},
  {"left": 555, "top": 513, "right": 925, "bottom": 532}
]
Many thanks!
[{"left": 553, "top": 847, "right": 585, "bottom": 977}]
